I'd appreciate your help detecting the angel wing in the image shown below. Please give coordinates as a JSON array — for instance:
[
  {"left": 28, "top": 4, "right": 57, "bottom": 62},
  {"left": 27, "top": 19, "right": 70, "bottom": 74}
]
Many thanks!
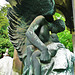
[
  {"left": 7, "top": 0, "right": 55, "bottom": 60},
  {"left": 7, "top": 8, "right": 29, "bottom": 60}
]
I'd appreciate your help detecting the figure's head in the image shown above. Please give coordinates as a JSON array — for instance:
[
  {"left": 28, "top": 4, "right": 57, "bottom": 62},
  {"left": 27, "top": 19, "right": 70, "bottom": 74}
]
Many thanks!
[{"left": 51, "top": 19, "right": 65, "bottom": 33}]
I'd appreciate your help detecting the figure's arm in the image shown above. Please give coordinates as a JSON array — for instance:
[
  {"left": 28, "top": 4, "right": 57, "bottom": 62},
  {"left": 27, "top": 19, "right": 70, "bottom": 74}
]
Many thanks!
[
  {"left": 25, "top": 16, "right": 48, "bottom": 51},
  {"left": 26, "top": 15, "right": 51, "bottom": 62}
]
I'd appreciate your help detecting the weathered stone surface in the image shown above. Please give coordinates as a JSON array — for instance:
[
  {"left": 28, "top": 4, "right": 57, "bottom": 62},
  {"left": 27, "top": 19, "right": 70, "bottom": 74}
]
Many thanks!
[
  {"left": 6, "top": 0, "right": 74, "bottom": 75},
  {"left": 41, "top": 43, "right": 75, "bottom": 75}
]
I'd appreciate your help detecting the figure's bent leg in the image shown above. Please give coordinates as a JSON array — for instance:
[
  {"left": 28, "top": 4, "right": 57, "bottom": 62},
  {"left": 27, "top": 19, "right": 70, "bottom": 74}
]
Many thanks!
[
  {"left": 26, "top": 45, "right": 34, "bottom": 67},
  {"left": 23, "top": 45, "right": 34, "bottom": 75},
  {"left": 32, "top": 50, "right": 41, "bottom": 75}
]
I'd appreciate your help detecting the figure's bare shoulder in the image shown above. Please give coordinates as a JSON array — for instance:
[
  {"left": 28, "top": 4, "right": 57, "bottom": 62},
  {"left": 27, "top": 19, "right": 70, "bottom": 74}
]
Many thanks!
[
  {"left": 32, "top": 15, "right": 46, "bottom": 24},
  {"left": 35, "top": 15, "right": 45, "bottom": 20}
]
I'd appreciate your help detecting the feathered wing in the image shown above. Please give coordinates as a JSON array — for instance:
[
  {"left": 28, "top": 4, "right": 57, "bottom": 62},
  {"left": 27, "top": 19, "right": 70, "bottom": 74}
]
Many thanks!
[
  {"left": 7, "top": 0, "right": 55, "bottom": 60},
  {"left": 7, "top": 8, "right": 30, "bottom": 60}
]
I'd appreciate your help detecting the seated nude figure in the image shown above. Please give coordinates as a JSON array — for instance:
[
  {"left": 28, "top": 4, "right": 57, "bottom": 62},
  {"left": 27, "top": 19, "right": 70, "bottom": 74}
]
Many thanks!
[{"left": 23, "top": 15, "right": 65, "bottom": 75}]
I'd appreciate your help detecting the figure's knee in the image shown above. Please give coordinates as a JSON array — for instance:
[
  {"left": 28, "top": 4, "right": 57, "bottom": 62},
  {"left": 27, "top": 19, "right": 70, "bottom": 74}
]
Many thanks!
[
  {"left": 32, "top": 50, "right": 41, "bottom": 60},
  {"left": 27, "top": 45, "right": 34, "bottom": 54},
  {"left": 32, "top": 50, "right": 41, "bottom": 69}
]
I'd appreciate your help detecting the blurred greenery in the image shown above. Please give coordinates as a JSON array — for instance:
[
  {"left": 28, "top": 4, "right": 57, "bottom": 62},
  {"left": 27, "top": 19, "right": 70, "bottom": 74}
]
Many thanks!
[
  {"left": 0, "top": 5, "right": 73, "bottom": 58},
  {"left": 0, "top": 4, "right": 14, "bottom": 58}
]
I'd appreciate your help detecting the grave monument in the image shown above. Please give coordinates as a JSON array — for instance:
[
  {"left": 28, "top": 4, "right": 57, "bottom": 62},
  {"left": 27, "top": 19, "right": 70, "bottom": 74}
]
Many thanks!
[{"left": 6, "top": 0, "right": 75, "bottom": 75}]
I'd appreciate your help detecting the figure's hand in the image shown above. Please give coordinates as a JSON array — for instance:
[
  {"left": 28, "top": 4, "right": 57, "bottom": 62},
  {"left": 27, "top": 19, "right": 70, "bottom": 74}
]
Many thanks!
[{"left": 40, "top": 49, "right": 51, "bottom": 63}]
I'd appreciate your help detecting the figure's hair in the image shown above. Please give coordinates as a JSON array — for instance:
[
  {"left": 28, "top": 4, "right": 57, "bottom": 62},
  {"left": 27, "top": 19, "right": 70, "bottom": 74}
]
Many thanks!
[{"left": 53, "top": 19, "right": 65, "bottom": 31}]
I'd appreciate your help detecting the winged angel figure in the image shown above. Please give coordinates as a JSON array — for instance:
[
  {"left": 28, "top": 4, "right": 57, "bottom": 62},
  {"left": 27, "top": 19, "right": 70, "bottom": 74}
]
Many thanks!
[{"left": 6, "top": 0, "right": 73, "bottom": 75}]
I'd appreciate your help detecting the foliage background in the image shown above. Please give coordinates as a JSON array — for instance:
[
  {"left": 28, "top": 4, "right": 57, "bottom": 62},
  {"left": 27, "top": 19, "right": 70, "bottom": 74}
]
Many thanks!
[
  {"left": 0, "top": 5, "right": 14, "bottom": 58},
  {"left": 0, "top": 5, "right": 73, "bottom": 58}
]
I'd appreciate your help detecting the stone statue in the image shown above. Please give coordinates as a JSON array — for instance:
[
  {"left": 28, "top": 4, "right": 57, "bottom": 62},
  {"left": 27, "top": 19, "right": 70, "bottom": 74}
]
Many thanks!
[
  {"left": 41, "top": 43, "right": 75, "bottom": 75},
  {"left": 6, "top": 0, "right": 75, "bottom": 75},
  {"left": 23, "top": 15, "right": 65, "bottom": 75},
  {"left": 6, "top": 0, "right": 56, "bottom": 62}
]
